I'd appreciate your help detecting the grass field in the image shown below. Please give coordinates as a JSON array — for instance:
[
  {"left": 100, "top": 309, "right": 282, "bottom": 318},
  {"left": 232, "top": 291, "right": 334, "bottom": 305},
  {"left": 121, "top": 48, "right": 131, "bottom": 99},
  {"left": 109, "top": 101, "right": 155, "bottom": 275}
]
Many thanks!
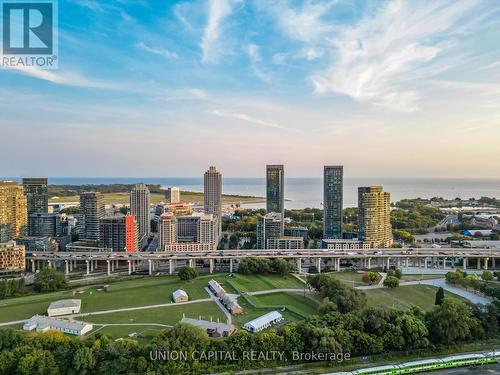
[
  {"left": 81, "top": 301, "right": 225, "bottom": 326},
  {"left": 249, "top": 292, "right": 319, "bottom": 317},
  {"left": 226, "top": 274, "right": 305, "bottom": 293},
  {"left": 49, "top": 192, "right": 264, "bottom": 205},
  {"left": 365, "top": 284, "right": 465, "bottom": 311},
  {"left": 400, "top": 274, "right": 444, "bottom": 282},
  {"left": 87, "top": 325, "right": 166, "bottom": 341},
  {"left": 333, "top": 271, "right": 372, "bottom": 286}
]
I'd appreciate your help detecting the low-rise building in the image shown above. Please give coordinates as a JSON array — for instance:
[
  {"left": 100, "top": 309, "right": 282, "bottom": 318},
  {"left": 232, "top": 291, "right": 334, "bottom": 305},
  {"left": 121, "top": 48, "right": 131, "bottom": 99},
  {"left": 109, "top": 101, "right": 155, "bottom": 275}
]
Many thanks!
[
  {"left": 243, "top": 311, "right": 284, "bottom": 333},
  {"left": 23, "top": 315, "right": 93, "bottom": 336},
  {"left": 266, "top": 236, "right": 304, "bottom": 250},
  {"left": 208, "top": 279, "right": 225, "bottom": 297},
  {"left": 47, "top": 299, "right": 81, "bottom": 316},
  {"left": 220, "top": 294, "right": 242, "bottom": 314},
  {"left": 0, "top": 241, "right": 25, "bottom": 272},
  {"left": 172, "top": 289, "right": 188, "bottom": 303},
  {"left": 181, "top": 317, "right": 234, "bottom": 337},
  {"left": 322, "top": 239, "right": 372, "bottom": 250},
  {"left": 284, "top": 226, "right": 308, "bottom": 241}
]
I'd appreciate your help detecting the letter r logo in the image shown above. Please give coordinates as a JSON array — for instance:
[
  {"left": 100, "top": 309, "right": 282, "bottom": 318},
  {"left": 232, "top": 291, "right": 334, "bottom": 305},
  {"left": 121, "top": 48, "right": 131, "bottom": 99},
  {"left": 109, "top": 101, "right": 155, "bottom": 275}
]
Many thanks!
[{"left": 2, "top": 1, "right": 53, "bottom": 54}]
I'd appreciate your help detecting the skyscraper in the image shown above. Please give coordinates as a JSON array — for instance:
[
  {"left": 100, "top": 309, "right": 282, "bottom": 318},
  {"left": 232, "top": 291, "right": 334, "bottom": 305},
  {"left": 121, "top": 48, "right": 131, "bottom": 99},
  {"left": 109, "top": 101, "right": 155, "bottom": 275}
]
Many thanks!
[
  {"left": 165, "top": 187, "right": 180, "bottom": 203},
  {"left": 358, "top": 186, "right": 393, "bottom": 248},
  {"left": 23, "top": 178, "right": 48, "bottom": 236},
  {"left": 130, "top": 183, "right": 150, "bottom": 248},
  {"left": 0, "top": 182, "right": 27, "bottom": 242},
  {"left": 266, "top": 164, "right": 284, "bottom": 234},
  {"left": 79, "top": 192, "right": 105, "bottom": 241},
  {"left": 99, "top": 215, "right": 138, "bottom": 252},
  {"left": 323, "top": 166, "right": 343, "bottom": 240},
  {"left": 204, "top": 166, "right": 222, "bottom": 238}
]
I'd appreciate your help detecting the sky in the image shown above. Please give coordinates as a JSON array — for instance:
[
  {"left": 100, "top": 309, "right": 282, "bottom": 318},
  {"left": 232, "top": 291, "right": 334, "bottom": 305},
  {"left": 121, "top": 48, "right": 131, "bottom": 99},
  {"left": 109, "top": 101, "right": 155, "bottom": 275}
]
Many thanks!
[{"left": 1, "top": 0, "right": 500, "bottom": 178}]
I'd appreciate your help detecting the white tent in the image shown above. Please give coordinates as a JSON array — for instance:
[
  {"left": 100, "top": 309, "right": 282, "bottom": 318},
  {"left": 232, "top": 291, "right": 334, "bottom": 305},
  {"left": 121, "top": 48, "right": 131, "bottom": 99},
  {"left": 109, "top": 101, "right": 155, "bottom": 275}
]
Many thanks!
[{"left": 243, "top": 311, "right": 283, "bottom": 333}]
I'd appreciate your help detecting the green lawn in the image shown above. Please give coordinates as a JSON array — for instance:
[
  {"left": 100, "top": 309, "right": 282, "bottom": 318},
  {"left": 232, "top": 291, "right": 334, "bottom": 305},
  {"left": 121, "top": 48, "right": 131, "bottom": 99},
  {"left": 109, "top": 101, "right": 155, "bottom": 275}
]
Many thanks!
[
  {"left": 226, "top": 274, "right": 304, "bottom": 293},
  {"left": 400, "top": 274, "right": 444, "bottom": 282},
  {"left": 86, "top": 325, "right": 165, "bottom": 342},
  {"left": 333, "top": 271, "right": 371, "bottom": 286},
  {"left": 365, "top": 285, "right": 465, "bottom": 311},
  {"left": 231, "top": 297, "right": 297, "bottom": 328},
  {"left": 81, "top": 301, "right": 225, "bottom": 326},
  {"left": 249, "top": 292, "right": 319, "bottom": 317},
  {"left": 0, "top": 274, "right": 234, "bottom": 323}
]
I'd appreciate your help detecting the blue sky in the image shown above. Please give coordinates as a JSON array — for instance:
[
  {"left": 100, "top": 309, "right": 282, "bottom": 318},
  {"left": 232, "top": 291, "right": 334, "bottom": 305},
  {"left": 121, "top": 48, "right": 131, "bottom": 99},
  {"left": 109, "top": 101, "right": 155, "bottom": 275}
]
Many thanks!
[{"left": 1, "top": 0, "right": 500, "bottom": 178}]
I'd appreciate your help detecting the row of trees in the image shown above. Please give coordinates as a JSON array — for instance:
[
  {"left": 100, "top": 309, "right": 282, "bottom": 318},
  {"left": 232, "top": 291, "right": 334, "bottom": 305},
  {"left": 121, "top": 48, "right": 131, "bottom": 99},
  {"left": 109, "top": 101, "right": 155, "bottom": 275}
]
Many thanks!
[
  {"left": 238, "top": 257, "right": 295, "bottom": 276},
  {"left": 0, "top": 278, "right": 25, "bottom": 299}
]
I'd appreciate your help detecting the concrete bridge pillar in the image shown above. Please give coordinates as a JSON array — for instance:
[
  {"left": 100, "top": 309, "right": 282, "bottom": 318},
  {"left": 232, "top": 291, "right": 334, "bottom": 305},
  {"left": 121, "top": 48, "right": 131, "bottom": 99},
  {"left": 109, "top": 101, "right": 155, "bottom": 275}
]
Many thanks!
[
  {"left": 148, "top": 259, "right": 152, "bottom": 275},
  {"left": 424, "top": 257, "right": 428, "bottom": 269},
  {"left": 386, "top": 257, "right": 390, "bottom": 269},
  {"left": 337, "top": 258, "right": 341, "bottom": 272},
  {"left": 296, "top": 258, "right": 302, "bottom": 274},
  {"left": 132, "top": 260, "right": 136, "bottom": 272},
  {"left": 463, "top": 257, "right": 467, "bottom": 270},
  {"left": 367, "top": 258, "right": 371, "bottom": 269},
  {"left": 86, "top": 260, "right": 90, "bottom": 275},
  {"left": 31, "top": 259, "right": 35, "bottom": 272},
  {"left": 90, "top": 260, "right": 94, "bottom": 272},
  {"left": 477, "top": 258, "right": 481, "bottom": 270},
  {"left": 229, "top": 259, "right": 233, "bottom": 273},
  {"left": 128, "top": 260, "right": 132, "bottom": 275},
  {"left": 316, "top": 258, "right": 321, "bottom": 273},
  {"left": 484, "top": 258, "right": 489, "bottom": 271},
  {"left": 405, "top": 258, "right": 409, "bottom": 268},
  {"left": 169, "top": 259, "right": 173, "bottom": 275},
  {"left": 107, "top": 260, "right": 111, "bottom": 276},
  {"left": 209, "top": 259, "right": 214, "bottom": 274},
  {"left": 65, "top": 260, "right": 69, "bottom": 275},
  {"left": 188, "top": 259, "right": 194, "bottom": 268}
]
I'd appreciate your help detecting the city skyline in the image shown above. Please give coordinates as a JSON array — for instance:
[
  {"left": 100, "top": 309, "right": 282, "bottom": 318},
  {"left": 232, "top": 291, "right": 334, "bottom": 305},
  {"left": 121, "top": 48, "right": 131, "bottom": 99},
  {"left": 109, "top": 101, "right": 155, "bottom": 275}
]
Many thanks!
[{"left": 1, "top": 0, "right": 500, "bottom": 178}]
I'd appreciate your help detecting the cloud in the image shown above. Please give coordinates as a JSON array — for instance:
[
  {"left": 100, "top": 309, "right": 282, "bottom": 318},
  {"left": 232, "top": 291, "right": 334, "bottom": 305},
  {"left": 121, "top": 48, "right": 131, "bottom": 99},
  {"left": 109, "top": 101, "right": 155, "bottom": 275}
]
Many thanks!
[
  {"left": 200, "top": 0, "right": 241, "bottom": 63},
  {"left": 311, "top": 0, "right": 486, "bottom": 112},
  {"left": 6, "top": 66, "right": 115, "bottom": 89},
  {"left": 136, "top": 42, "right": 178, "bottom": 59},
  {"left": 246, "top": 44, "right": 272, "bottom": 83},
  {"left": 158, "top": 88, "right": 208, "bottom": 101},
  {"left": 259, "top": 0, "right": 335, "bottom": 42},
  {"left": 208, "top": 109, "right": 296, "bottom": 132}
]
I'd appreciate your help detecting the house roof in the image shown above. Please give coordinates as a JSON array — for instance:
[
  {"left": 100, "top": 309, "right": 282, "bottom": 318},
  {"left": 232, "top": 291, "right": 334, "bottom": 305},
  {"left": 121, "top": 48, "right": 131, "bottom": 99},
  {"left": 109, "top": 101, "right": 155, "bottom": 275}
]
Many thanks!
[
  {"left": 173, "top": 289, "right": 188, "bottom": 299},
  {"left": 48, "top": 299, "right": 81, "bottom": 310}
]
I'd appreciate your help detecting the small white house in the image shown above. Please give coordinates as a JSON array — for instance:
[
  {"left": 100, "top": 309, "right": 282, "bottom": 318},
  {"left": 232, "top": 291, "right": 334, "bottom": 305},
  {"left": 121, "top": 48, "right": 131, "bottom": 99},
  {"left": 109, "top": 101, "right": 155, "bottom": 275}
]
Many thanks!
[
  {"left": 172, "top": 289, "right": 188, "bottom": 303},
  {"left": 23, "top": 315, "right": 92, "bottom": 336},
  {"left": 47, "top": 299, "right": 81, "bottom": 316},
  {"left": 243, "top": 311, "right": 283, "bottom": 333}
]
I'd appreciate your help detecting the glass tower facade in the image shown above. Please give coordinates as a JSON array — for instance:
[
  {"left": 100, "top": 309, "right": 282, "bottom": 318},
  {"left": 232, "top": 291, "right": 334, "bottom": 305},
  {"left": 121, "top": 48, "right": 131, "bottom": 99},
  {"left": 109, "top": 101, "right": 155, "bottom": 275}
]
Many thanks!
[{"left": 323, "top": 166, "right": 343, "bottom": 239}]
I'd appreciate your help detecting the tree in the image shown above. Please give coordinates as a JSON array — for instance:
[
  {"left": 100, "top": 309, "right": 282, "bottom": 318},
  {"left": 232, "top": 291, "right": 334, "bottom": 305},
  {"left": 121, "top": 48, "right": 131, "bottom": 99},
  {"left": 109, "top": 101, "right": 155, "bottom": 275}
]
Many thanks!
[
  {"left": 33, "top": 268, "right": 66, "bottom": 293},
  {"left": 426, "top": 299, "right": 483, "bottom": 345},
  {"left": 435, "top": 287, "right": 445, "bottom": 305},
  {"left": 362, "top": 271, "right": 380, "bottom": 285},
  {"left": 177, "top": 266, "right": 198, "bottom": 281},
  {"left": 271, "top": 258, "right": 293, "bottom": 276},
  {"left": 383, "top": 276, "right": 400, "bottom": 288},
  {"left": 482, "top": 271, "right": 494, "bottom": 281}
]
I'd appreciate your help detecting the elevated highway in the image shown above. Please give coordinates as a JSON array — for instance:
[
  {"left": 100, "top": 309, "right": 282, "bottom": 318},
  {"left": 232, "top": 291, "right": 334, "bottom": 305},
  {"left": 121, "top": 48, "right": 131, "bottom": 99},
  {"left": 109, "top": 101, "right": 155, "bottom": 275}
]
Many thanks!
[{"left": 26, "top": 247, "right": 500, "bottom": 276}]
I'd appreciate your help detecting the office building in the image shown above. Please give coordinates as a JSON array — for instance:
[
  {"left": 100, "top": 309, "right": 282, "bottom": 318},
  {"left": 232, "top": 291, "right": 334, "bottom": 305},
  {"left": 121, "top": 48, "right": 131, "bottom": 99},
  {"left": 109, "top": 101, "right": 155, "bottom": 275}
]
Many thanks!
[
  {"left": 266, "top": 236, "right": 304, "bottom": 250},
  {"left": 15, "top": 236, "right": 58, "bottom": 252},
  {"left": 0, "top": 181, "right": 27, "bottom": 241},
  {"left": 99, "top": 215, "right": 138, "bottom": 252},
  {"left": 256, "top": 212, "right": 282, "bottom": 249},
  {"left": 0, "top": 241, "right": 25, "bottom": 272},
  {"left": 284, "top": 226, "right": 308, "bottom": 241},
  {"left": 79, "top": 192, "right": 105, "bottom": 241},
  {"left": 23, "top": 178, "right": 48, "bottom": 235},
  {"left": 157, "top": 212, "right": 216, "bottom": 251},
  {"left": 28, "top": 213, "right": 62, "bottom": 237},
  {"left": 358, "top": 186, "right": 393, "bottom": 248},
  {"left": 130, "top": 183, "right": 150, "bottom": 248},
  {"left": 165, "top": 187, "right": 180, "bottom": 203},
  {"left": 204, "top": 166, "right": 222, "bottom": 238},
  {"left": 322, "top": 239, "right": 371, "bottom": 250},
  {"left": 323, "top": 166, "right": 343, "bottom": 239},
  {"left": 266, "top": 164, "right": 284, "bottom": 234}
]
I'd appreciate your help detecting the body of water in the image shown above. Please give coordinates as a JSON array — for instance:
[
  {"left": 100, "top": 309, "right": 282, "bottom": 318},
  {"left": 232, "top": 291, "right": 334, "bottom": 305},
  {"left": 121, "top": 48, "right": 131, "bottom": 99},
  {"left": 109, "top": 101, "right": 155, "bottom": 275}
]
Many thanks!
[{"left": 3, "top": 177, "right": 500, "bottom": 208}]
